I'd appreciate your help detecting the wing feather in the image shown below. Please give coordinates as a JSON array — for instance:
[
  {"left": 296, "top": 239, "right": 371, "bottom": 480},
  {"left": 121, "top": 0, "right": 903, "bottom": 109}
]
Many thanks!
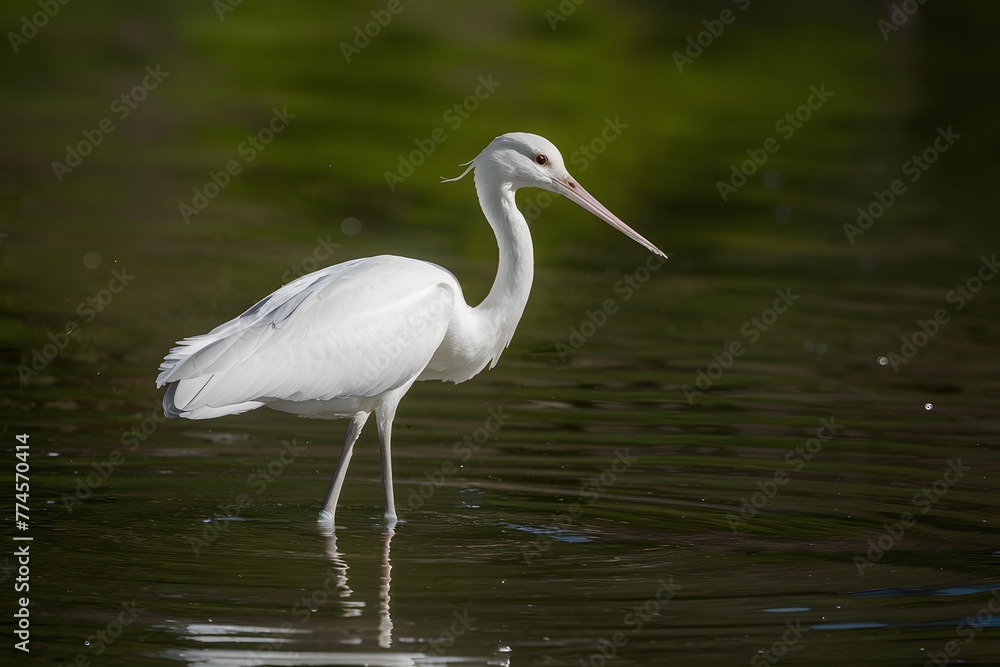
[{"left": 158, "top": 256, "right": 459, "bottom": 419}]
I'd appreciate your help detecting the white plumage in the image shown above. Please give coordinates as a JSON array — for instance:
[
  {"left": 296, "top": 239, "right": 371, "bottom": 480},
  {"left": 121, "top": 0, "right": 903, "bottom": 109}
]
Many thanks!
[
  {"left": 160, "top": 257, "right": 459, "bottom": 418},
  {"left": 157, "top": 132, "right": 665, "bottom": 527}
]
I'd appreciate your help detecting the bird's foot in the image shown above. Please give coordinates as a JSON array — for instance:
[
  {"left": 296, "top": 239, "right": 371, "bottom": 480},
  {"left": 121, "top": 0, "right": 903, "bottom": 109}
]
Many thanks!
[{"left": 317, "top": 509, "right": 337, "bottom": 534}]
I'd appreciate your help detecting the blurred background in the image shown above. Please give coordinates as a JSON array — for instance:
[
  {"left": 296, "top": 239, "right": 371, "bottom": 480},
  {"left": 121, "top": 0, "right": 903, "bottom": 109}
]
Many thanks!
[{"left": 2, "top": 1, "right": 999, "bottom": 665}]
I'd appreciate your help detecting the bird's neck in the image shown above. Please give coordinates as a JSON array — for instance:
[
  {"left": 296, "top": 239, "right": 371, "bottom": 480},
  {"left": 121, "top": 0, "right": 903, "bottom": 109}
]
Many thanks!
[{"left": 475, "top": 178, "right": 534, "bottom": 362}]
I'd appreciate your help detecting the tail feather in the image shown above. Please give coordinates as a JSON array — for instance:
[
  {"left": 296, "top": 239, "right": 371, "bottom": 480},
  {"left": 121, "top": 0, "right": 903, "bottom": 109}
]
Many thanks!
[{"left": 162, "top": 380, "right": 265, "bottom": 419}]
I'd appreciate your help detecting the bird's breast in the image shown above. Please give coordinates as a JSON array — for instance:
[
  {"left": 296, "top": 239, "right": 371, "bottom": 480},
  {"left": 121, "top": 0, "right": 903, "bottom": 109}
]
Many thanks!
[{"left": 418, "top": 303, "right": 507, "bottom": 384}]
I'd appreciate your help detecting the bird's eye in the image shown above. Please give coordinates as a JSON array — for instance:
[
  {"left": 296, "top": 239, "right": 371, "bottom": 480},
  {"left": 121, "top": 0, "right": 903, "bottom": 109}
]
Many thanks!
[{"left": 535, "top": 154, "right": 548, "bottom": 166}]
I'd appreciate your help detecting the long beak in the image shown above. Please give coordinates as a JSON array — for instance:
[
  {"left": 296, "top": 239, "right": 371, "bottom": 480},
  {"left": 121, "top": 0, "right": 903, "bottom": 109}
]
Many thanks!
[{"left": 550, "top": 177, "right": 667, "bottom": 260}]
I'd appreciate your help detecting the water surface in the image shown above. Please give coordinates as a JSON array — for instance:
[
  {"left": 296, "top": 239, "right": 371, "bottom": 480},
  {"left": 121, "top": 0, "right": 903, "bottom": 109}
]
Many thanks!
[{"left": 2, "top": 1, "right": 999, "bottom": 665}]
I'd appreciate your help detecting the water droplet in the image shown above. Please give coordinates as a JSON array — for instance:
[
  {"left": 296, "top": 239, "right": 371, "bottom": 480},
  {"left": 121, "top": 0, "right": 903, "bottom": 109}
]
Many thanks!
[
  {"left": 924, "top": 403, "right": 933, "bottom": 411},
  {"left": 341, "top": 217, "right": 361, "bottom": 236},
  {"left": 83, "top": 251, "right": 101, "bottom": 269},
  {"left": 877, "top": 356, "right": 888, "bottom": 366}
]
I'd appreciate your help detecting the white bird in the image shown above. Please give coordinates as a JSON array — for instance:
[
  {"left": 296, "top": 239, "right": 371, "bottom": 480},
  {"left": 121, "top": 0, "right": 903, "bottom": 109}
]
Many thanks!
[{"left": 157, "top": 132, "right": 665, "bottom": 527}]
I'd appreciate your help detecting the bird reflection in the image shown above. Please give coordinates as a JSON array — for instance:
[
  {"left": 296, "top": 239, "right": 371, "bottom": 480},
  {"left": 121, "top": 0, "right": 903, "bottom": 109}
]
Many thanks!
[
  {"left": 320, "top": 530, "right": 355, "bottom": 609},
  {"left": 321, "top": 526, "right": 395, "bottom": 648},
  {"left": 377, "top": 527, "right": 394, "bottom": 648}
]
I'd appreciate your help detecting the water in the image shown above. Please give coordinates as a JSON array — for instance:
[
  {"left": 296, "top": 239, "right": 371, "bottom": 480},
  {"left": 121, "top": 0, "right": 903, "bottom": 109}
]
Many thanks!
[{"left": 3, "top": 1, "right": 1000, "bottom": 665}]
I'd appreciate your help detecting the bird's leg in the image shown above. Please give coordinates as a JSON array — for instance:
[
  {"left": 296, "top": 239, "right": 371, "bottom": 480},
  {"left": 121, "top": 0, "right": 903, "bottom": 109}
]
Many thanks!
[
  {"left": 375, "top": 408, "right": 398, "bottom": 527},
  {"left": 319, "top": 411, "right": 370, "bottom": 526},
  {"left": 375, "top": 386, "right": 411, "bottom": 527}
]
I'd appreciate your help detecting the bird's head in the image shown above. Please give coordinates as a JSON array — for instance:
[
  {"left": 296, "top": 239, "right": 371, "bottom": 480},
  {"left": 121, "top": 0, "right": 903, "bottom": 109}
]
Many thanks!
[
  {"left": 445, "top": 132, "right": 666, "bottom": 259},
  {"left": 472, "top": 132, "right": 570, "bottom": 190}
]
